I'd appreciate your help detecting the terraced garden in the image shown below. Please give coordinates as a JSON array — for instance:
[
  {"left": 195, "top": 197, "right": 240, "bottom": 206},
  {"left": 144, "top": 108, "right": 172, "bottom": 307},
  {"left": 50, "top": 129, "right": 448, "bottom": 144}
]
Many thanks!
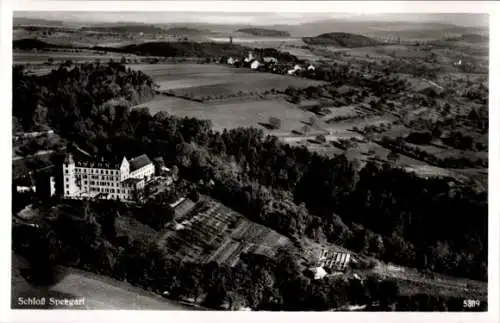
[{"left": 157, "top": 199, "right": 292, "bottom": 267}]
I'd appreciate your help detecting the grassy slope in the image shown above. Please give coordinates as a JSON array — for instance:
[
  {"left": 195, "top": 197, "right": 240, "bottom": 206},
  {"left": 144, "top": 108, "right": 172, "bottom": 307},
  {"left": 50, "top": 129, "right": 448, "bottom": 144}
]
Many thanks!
[{"left": 11, "top": 253, "right": 198, "bottom": 310}]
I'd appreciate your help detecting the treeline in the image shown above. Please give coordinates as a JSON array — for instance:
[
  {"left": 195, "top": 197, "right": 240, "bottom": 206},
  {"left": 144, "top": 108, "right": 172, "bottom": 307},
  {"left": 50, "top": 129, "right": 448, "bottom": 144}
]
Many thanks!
[
  {"left": 237, "top": 28, "right": 290, "bottom": 37},
  {"left": 107, "top": 42, "right": 249, "bottom": 58},
  {"left": 13, "top": 62, "right": 156, "bottom": 133},
  {"left": 302, "top": 32, "right": 380, "bottom": 47},
  {"left": 13, "top": 38, "right": 299, "bottom": 63},
  {"left": 95, "top": 42, "right": 300, "bottom": 63},
  {"left": 379, "top": 136, "right": 488, "bottom": 169},
  {"left": 13, "top": 38, "right": 68, "bottom": 51},
  {"left": 12, "top": 199, "right": 401, "bottom": 311},
  {"left": 81, "top": 25, "right": 165, "bottom": 34}
]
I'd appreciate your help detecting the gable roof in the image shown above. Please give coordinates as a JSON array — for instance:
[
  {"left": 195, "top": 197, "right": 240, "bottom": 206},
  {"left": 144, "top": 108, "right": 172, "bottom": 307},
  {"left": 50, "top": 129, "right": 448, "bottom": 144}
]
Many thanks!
[{"left": 129, "top": 154, "right": 152, "bottom": 172}]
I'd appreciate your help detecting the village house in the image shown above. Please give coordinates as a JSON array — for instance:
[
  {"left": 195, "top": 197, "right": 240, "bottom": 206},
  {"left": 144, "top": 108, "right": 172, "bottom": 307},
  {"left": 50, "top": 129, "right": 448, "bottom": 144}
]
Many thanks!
[
  {"left": 307, "top": 64, "right": 316, "bottom": 71},
  {"left": 250, "top": 60, "right": 261, "bottom": 70},
  {"left": 287, "top": 64, "right": 303, "bottom": 75},
  {"left": 227, "top": 57, "right": 235, "bottom": 65}
]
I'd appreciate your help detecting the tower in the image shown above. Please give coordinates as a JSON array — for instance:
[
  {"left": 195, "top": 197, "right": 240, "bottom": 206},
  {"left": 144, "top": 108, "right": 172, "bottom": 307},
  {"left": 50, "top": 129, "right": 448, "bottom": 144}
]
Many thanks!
[
  {"left": 63, "top": 153, "right": 79, "bottom": 198},
  {"left": 229, "top": 36, "right": 233, "bottom": 45}
]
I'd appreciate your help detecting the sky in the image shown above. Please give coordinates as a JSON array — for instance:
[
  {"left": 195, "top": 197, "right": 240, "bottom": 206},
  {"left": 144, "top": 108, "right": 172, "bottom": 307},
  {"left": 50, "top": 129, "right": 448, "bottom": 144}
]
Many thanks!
[
  {"left": 14, "top": 11, "right": 356, "bottom": 25},
  {"left": 14, "top": 11, "right": 489, "bottom": 27}
]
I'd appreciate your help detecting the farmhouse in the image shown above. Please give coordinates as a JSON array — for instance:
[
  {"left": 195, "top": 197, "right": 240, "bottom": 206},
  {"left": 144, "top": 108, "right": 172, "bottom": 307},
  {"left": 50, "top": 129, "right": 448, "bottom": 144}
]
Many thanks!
[
  {"left": 250, "top": 60, "right": 261, "bottom": 70},
  {"left": 307, "top": 64, "right": 316, "bottom": 71},
  {"left": 63, "top": 149, "right": 155, "bottom": 201},
  {"left": 287, "top": 64, "right": 303, "bottom": 75},
  {"left": 227, "top": 57, "right": 235, "bottom": 65}
]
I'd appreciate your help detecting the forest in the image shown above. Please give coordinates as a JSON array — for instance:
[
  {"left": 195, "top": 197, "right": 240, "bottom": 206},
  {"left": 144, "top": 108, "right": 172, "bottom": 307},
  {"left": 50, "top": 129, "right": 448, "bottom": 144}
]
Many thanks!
[
  {"left": 12, "top": 198, "right": 403, "bottom": 311},
  {"left": 12, "top": 62, "right": 488, "bottom": 309}
]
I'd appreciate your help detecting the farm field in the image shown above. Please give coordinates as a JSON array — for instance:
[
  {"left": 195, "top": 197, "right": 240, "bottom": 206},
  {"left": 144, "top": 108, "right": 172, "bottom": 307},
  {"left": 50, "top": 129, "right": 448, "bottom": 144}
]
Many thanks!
[
  {"left": 128, "top": 63, "right": 325, "bottom": 97},
  {"left": 157, "top": 198, "right": 293, "bottom": 267},
  {"left": 135, "top": 95, "right": 319, "bottom": 133}
]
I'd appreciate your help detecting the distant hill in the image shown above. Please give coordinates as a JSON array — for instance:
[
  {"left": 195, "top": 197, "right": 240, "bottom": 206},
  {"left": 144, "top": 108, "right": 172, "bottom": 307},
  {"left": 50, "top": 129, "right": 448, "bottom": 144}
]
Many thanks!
[
  {"left": 13, "top": 38, "right": 63, "bottom": 50},
  {"left": 282, "top": 18, "right": 487, "bottom": 40},
  {"left": 13, "top": 17, "right": 65, "bottom": 27},
  {"left": 449, "top": 33, "right": 489, "bottom": 43},
  {"left": 81, "top": 25, "right": 165, "bottom": 34},
  {"left": 302, "top": 32, "right": 380, "bottom": 47},
  {"left": 91, "top": 42, "right": 300, "bottom": 62},
  {"left": 164, "top": 27, "right": 204, "bottom": 36},
  {"left": 103, "top": 41, "right": 250, "bottom": 58},
  {"left": 237, "top": 28, "right": 290, "bottom": 37}
]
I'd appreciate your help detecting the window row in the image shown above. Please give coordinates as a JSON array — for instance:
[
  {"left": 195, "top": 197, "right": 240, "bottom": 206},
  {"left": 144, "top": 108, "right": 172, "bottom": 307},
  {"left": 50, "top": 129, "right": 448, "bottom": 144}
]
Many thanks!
[
  {"left": 75, "top": 168, "right": 120, "bottom": 175},
  {"left": 90, "top": 187, "right": 120, "bottom": 194}
]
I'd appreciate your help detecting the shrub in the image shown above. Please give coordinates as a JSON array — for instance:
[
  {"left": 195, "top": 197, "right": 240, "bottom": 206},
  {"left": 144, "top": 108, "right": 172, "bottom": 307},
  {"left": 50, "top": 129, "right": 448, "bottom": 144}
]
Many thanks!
[{"left": 268, "top": 117, "right": 282, "bottom": 130}]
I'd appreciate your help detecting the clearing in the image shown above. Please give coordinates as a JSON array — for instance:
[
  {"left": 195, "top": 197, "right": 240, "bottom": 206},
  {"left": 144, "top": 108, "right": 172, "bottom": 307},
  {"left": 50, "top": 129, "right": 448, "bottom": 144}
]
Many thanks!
[
  {"left": 135, "top": 95, "right": 319, "bottom": 133},
  {"left": 128, "top": 63, "right": 325, "bottom": 98}
]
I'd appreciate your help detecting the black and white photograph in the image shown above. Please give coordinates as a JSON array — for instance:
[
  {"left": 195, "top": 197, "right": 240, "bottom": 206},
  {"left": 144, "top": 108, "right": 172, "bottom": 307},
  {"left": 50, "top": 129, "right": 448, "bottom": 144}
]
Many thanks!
[{"left": 3, "top": 1, "right": 499, "bottom": 321}]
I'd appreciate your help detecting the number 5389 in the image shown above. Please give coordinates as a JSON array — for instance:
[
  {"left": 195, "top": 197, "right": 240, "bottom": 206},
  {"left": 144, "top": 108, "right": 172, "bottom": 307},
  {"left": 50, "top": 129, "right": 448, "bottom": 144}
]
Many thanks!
[{"left": 463, "top": 299, "right": 481, "bottom": 308}]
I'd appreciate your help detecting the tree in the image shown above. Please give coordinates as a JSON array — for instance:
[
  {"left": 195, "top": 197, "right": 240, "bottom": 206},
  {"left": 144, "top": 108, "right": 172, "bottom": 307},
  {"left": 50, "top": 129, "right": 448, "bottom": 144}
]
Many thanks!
[
  {"left": 188, "top": 189, "right": 200, "bottom": 202},
  {"left": 309, "top": 116, "right": 317, "bottom": 127},
  {"left": 268, "top": 117, "right": 282, "bottom": 130},
  {"left": 316, "top": 135, "right": 326, "bottom": 143}
]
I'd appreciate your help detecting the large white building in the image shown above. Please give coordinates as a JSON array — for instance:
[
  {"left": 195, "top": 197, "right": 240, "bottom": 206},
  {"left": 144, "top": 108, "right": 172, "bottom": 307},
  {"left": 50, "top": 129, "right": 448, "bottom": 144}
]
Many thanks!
[{"left": 63, "top": 151, "right": 155, "bottom": 201}]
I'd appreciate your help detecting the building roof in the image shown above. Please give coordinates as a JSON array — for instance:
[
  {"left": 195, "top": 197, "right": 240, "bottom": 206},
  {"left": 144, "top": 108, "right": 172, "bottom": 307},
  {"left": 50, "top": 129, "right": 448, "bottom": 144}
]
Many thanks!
[
  {"left": 129, "top": 154, "right": 153, "bottom": 172},
  {"left": 75, "top": 160, "right": 121, "bottom": 169}
]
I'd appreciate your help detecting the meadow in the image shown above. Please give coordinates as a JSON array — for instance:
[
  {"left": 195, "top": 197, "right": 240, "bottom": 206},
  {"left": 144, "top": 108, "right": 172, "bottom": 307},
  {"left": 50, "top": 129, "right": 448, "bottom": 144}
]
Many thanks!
[
  {"left": 11, "top": 254, "right": 195, "bottom": 310},
  {"left": 135, "top": 95, "right": 319, "bottom": 133},
  {"left": 128, "top": 63, "right": 325, "bottom": 97}
]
